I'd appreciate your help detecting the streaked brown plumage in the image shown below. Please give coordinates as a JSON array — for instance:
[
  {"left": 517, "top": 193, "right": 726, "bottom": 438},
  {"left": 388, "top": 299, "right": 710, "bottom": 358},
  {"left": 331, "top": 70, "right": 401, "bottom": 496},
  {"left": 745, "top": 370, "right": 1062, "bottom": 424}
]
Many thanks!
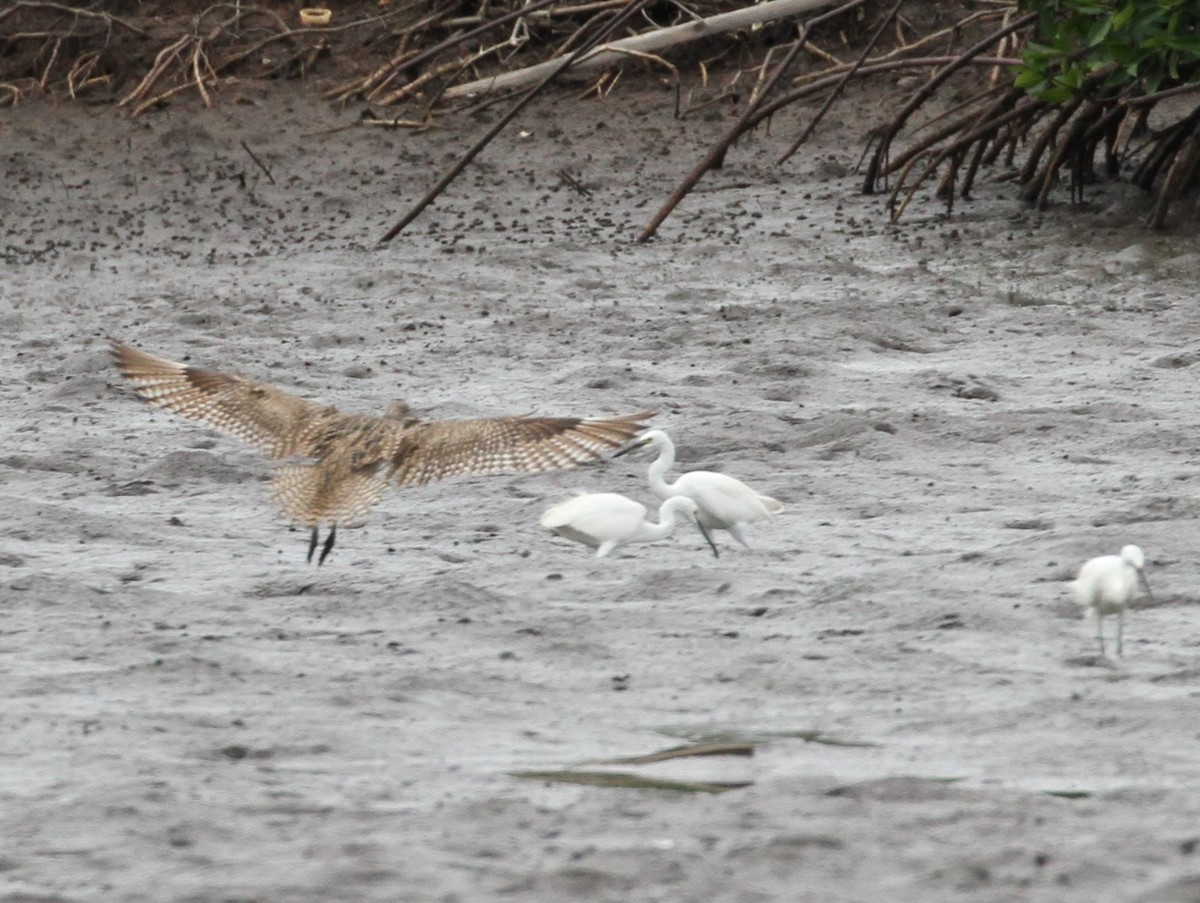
[{"left": 111, "top": 340, "right": 652, "bottom": 564}]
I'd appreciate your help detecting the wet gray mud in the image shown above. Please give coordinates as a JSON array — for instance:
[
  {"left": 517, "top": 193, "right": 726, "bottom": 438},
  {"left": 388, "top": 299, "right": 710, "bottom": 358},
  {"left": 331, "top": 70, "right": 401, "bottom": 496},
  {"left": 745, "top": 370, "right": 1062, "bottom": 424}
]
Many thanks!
[{"left": 5, "top": 81, "right": 1200, "bottom": 901}]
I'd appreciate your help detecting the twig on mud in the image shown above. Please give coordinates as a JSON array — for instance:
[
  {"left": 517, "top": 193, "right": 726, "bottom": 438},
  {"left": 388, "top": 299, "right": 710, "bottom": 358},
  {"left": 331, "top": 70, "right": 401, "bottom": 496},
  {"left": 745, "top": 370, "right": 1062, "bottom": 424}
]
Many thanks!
[
  {"left": 558, "top": 169, "right": 593, "bottom": 196},
  {"left": 379, "top": 0, "right": 655, "bottom": 244},
  {"left": 239, "top": 140, "right": 276, "bottom": 185},
  {"left": 356, "top": 109, "right": 436, "bottom": 131}
]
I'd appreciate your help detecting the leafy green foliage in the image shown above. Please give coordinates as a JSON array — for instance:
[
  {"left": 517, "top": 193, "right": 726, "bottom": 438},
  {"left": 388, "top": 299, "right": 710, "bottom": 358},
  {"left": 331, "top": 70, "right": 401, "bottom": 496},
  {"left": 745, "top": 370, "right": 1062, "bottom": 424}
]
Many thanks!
[{"left": 1015, "top": 1, "right": 1200, "bottom": 102}]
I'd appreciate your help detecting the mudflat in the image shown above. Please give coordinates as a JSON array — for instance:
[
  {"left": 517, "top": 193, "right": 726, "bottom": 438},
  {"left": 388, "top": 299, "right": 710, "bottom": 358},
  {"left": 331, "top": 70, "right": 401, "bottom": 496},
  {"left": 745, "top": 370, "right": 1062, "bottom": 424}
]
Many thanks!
[{"left": 5, "top": 81, "right": 1200, "bottom": 902}]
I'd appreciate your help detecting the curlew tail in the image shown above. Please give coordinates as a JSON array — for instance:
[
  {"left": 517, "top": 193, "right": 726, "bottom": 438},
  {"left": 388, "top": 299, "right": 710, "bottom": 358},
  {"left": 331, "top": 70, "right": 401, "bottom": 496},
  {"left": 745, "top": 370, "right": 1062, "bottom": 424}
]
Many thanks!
[{"left": 111, "top": 340, "right": 652, "bottom": 563}]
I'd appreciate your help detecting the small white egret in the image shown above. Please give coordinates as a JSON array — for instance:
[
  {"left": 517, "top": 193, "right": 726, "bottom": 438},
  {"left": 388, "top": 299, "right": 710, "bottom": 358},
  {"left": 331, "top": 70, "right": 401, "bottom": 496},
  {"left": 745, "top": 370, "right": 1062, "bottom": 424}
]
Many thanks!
[
  {"left": 1072, "top": 544, "right": 1154, "bottom": 657},
  {"left": 616, "top": 429, "right": 783, "bottom": 549},
  {"left": 539, "top": 492, "right": 718, "bottom": 558}
]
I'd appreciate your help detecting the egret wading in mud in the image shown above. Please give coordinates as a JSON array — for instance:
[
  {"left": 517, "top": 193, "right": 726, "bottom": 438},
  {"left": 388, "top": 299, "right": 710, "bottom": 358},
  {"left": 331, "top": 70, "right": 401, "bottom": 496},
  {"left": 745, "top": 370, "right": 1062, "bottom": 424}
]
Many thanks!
[
  {"left": 112, "top": 341, "right": 652, "bottom": 565},
  {"left": 1072, "top": 544, "right": 1154, "bottom": 657},
  {"left": 540, "top": 492, "right": 719, "bottom": 558},
  {"left": 616, "top": 429, "right": 783, "bottom": 549}
]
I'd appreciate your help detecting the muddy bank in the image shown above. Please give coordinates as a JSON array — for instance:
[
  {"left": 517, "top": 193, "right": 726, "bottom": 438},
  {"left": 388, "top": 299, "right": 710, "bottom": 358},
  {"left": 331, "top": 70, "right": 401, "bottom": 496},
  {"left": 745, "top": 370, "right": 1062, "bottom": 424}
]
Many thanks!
[{"left": 4, "top": 83, "right": 1200, "bottom": 902}]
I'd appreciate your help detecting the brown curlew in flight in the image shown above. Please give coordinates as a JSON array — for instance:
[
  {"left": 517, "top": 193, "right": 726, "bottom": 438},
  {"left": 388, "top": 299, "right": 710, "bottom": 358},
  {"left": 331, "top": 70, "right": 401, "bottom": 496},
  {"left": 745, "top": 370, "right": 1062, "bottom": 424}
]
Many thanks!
[{"left": 111, "top": 340, "right": 653, "bottom": 564}]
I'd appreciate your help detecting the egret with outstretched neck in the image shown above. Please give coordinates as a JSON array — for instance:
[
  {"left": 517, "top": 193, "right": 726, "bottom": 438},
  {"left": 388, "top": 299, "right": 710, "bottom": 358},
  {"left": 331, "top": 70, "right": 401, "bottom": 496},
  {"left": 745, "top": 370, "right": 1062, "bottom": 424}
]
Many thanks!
[
  {"left": 1072, "top": 544, "right": 1154, "bottom": 657},
  {"left": 540, "top": 492, "right": 718, "bottom": 558},
  {"left": 616, "top": 429, "right": 782, "bottom": 549}
]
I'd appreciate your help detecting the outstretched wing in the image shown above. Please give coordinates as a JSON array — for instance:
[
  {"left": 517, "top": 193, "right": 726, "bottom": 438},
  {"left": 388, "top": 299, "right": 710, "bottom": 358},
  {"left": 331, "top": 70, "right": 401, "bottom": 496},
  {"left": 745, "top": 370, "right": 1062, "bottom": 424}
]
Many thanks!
[
  {"left": 387, "top": 411, "right": 654, "bottom": 487},
  {"left": 111, "top": 340, "right": 334, "bottom": 459}
]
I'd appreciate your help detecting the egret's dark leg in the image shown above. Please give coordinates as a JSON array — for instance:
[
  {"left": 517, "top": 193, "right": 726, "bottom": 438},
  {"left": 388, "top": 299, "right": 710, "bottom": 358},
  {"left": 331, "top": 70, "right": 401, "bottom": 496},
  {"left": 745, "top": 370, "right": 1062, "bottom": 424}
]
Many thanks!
[
  {"left": 318, "top": 524, "right": 337, "bottom": 566},
  {"left": 307, "top": 526, "right": 320, "bottom": 564}
]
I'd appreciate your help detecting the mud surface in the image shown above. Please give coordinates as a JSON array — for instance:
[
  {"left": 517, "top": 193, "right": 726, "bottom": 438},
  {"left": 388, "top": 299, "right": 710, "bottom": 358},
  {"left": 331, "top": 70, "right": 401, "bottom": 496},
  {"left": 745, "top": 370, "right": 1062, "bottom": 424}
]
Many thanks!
[{"left": 5, "top": 83, "right": 1200, "bottom": 902}]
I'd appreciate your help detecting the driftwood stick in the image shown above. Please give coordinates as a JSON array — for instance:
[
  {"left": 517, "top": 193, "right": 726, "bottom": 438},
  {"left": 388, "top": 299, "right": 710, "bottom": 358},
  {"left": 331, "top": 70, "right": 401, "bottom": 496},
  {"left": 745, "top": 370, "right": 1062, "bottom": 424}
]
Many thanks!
[
  {"left": 379, "top": 0, "right": 654, "bottom": 244},
  {"left": 445, "top": 0, "right": 842, "bottom": 99}
]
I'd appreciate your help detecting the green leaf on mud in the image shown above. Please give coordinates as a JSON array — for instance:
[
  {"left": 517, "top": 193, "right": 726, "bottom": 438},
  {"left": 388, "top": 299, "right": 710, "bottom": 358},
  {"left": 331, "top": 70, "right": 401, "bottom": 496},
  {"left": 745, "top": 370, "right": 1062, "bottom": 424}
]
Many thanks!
[
  {"left": 589, "top": 742, "right": 756, "bottom": 765},
  {"left": 510, "top": 770, "right": 752, "bottom": 794}
]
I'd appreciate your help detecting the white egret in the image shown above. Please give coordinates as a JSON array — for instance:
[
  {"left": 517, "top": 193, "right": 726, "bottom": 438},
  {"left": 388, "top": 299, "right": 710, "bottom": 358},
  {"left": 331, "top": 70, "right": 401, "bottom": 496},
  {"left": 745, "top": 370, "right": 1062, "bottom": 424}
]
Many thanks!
[
  {"left": 616, "top": 429, "right": 782, "bottom": 549},
  {"left": 1071, "top": 544, "right": 1154, "bottom": 657},
  {"left": 539, "top": 492, "right": 718, "bottom": 558}
]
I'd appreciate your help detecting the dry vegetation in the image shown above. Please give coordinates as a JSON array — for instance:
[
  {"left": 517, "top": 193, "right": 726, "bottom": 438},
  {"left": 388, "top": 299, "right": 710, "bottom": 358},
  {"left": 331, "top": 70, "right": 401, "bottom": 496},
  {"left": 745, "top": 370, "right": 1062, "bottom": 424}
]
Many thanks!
[{"left": 3, "top": 0, "right": 1199, "bottom": 228}]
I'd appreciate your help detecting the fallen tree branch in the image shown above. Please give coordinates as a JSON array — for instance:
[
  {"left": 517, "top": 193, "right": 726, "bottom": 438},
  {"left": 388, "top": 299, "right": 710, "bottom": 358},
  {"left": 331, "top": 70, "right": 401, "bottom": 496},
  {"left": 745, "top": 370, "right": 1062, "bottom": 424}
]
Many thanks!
[{"left": 444, "top": 0, "right": 841, "bottom": 99}]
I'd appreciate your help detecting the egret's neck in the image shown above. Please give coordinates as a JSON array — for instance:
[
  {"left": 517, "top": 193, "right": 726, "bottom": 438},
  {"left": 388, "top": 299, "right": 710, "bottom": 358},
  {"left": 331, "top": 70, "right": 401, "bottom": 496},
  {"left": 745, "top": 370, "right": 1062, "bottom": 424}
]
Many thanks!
[
  {"left": 647, "top": 439, "right": 676, "bottom": 497},
  {"left": 637, "top": 499, "right": 683, "bottom": 542}
]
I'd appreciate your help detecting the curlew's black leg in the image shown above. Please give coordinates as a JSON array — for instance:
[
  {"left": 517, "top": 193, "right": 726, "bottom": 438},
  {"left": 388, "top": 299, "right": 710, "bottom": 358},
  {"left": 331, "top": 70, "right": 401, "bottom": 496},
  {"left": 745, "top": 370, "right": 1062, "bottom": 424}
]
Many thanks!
[
  {"left": 307, "top": 526, "right": 320, "bottom": 564},
  {"left": 318, "top": 524, "right": 337, "bottom": 566}
]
